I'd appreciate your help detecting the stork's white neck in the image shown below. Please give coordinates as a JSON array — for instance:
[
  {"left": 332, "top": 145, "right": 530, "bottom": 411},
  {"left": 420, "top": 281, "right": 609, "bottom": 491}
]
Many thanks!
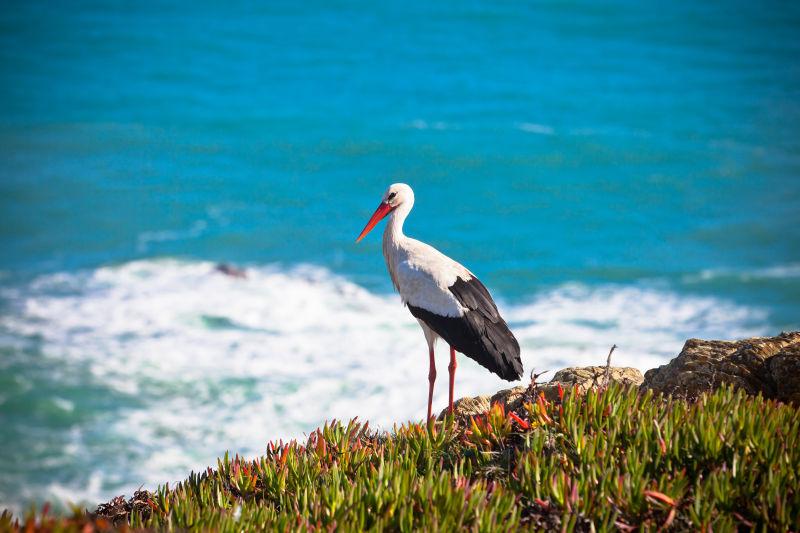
[
  {"left": 382, "top": 200, "right": 413, "bottom": 293},
  {"left": 383, "top": 201, "right": 412, "bottom": 247}
]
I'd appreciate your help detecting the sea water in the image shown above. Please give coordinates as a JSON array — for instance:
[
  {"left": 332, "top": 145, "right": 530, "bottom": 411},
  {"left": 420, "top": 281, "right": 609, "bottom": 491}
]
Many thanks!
[{"left": 1, "top": 0, "right": 798, "bottom": 513}]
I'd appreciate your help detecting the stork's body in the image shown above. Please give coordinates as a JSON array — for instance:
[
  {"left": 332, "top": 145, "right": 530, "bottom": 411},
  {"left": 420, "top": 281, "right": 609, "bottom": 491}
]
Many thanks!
[{"left": 357, "top": 184, "right": 523, "bottom": 419}]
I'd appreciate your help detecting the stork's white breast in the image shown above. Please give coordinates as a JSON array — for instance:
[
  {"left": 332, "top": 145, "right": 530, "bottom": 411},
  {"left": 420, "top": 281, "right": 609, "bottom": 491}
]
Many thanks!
[{"left": 390, "top": 239, "right": 471, "bottom": 318}]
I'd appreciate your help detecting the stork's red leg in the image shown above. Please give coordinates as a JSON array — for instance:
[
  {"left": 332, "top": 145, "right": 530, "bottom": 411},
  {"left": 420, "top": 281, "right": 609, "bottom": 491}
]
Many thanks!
[
  {"left": 448, "top": 346, "right": 457, "bottom": 414},
  {"left": 427, "top": 346, "right": 436, "bottom": 420}
]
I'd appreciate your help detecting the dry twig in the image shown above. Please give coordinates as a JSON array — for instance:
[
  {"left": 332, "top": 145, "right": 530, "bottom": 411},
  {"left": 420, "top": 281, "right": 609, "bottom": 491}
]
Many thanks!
[{"left": 603, "top": 344, "right": 617, "bottom": 388}]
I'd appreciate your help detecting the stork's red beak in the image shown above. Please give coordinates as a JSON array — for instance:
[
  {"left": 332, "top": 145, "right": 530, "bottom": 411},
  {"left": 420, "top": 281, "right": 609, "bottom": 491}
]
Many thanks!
[{"left": 356, "top": 202, "right": 394, "bottom": 242}]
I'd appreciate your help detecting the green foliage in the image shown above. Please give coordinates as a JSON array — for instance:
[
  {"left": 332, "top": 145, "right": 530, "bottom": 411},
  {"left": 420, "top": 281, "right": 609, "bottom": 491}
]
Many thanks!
[{"left": 4, "top": 386, "right": 799, "bottom": 532}]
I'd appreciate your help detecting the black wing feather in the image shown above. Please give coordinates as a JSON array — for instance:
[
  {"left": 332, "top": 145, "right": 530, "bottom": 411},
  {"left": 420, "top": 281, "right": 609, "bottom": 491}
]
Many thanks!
[
  {"left": 408, "top": 275, "right": 523, "bottom": 381},
  {"left": 449, "top": 275, "right": 499, "bottom": 320}
]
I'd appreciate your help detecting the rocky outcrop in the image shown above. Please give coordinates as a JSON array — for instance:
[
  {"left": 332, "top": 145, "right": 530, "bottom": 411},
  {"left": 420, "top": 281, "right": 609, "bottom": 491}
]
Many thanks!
[
  {"left": 439, "top": 365, "right": 643, "bottom": 420},
  {"left": 439, "top": 332, "right": 800, "bottom": 421},
  {"left": 768, "top": 342, "right": 800, "bottom": 403},
  {"left": 443, "top": 395, "right": 493, "bottom": 420},
  {"left": 641, "top": 331, "right": 800, "bottom": 402},
  {"left": 543, "top": 366, "right": 643, "bottom": 398}
]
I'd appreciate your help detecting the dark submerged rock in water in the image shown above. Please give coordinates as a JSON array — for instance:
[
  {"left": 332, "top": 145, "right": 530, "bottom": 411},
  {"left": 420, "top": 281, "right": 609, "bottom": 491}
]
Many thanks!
[
  {"left": 641, "top": 331, "right": 800, "bottom": 403},
  {"left": 214, "top": 263, "right": 248, "bottom": 279}
]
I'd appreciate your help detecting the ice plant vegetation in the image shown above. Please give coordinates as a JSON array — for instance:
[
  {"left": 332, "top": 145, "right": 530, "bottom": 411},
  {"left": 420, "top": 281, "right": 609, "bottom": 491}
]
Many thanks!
[{"left": 3, "top": 384, "right": 798, "bottom": 531}]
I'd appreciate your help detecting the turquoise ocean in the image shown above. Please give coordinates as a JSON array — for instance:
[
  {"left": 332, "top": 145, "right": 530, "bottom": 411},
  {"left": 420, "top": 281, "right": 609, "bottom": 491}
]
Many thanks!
[{"left": 1, "top": 0, "right": 798, "bottom": 512}]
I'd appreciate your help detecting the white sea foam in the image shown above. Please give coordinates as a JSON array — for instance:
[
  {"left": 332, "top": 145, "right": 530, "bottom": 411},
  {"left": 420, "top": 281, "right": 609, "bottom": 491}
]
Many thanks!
[
  {"left": 408, "top": 119, "right": 451, "bottom": 130},
  {"left": 683, "top": 264, "right": 800, "bottom": 283},
  {"left": 517, "top": 122, "right": 555, "bottom": 135},
  {"left": 505, "top": 283, "right": 766, "bottom": 373},
  {"left": 136, "top": 220, "right": 208, "bottom": 252},
  {"left": 0, "top": 259, "right": 769, "bottom": 507}
]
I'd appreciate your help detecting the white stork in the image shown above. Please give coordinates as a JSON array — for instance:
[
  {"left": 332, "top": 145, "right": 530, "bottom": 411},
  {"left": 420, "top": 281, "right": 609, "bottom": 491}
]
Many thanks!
[{"left": 356, "top": 183, "right": 523, "bottom": 420}]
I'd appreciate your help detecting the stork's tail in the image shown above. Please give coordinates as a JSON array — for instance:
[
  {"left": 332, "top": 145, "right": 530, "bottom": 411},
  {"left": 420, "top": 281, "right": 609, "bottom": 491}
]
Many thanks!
[{"left": 475, "top": 315, "right": 523, "bottom": 381}]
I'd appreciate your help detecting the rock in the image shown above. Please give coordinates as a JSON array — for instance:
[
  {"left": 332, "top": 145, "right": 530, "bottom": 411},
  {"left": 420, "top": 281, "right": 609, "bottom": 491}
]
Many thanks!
[
  {"left": 442, "top": 394, "right": 492, "bottom": 420},
  {"left": 93, "top": 490, "right": 153, "bottom": 526},
  {"left": 213, "top": 263, "right": 247, "bottom": 279},
  {"left": 490, "top": 385, "right": 528, "bottom": 408},
  {"left": 437, "top": 333, "right": 800, "bottom": 421},
  {"left": 438, "top": 386, "right": 527, "bottom": 421},
  {"left": 768, "top": 343, "right": 800, "bottom": 403},
  {"left": 439, "top": 366, "right": 643, "bottom": 420},
  {"left": 641, "top": 331, "right": 800, "bottom": 402},
  {"left": 540, "top": 366, "right": 643, "bottom": 401}
]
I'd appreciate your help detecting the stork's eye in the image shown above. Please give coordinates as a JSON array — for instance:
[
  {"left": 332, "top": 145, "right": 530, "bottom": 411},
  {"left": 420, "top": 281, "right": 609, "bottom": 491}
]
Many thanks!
[{"left": 387, "top": 192, "right": 397, "bottom": 200}]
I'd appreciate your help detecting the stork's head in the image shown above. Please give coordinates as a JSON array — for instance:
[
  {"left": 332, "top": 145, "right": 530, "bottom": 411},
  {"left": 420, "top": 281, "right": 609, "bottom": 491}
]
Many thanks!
[{"left": 356, "top": 183, "right": 414, "bottom": 242}]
